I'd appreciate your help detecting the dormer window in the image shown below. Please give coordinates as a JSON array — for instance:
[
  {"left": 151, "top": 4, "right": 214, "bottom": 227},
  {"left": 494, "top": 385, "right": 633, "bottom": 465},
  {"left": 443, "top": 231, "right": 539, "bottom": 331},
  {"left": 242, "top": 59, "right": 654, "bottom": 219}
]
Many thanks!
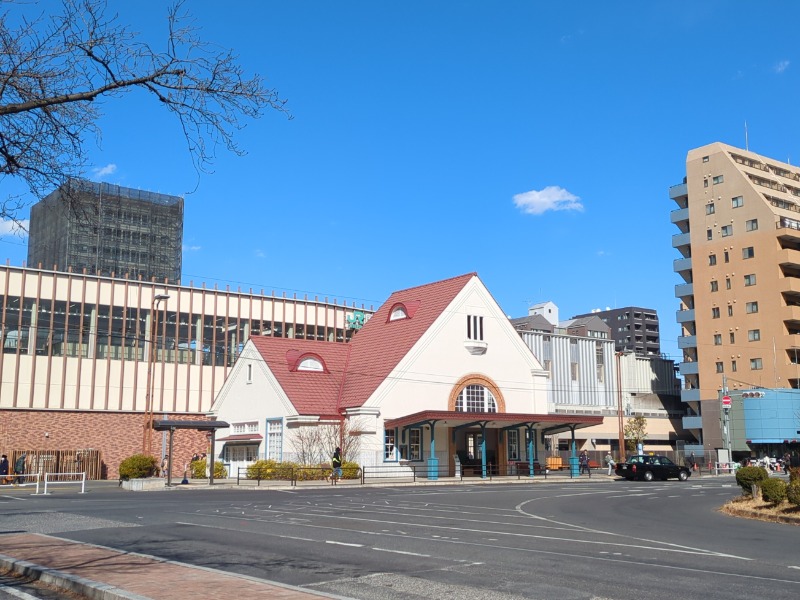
[
  {"left": 389, "top": 305, "right": 408, "bottom": 321},
  {"left": 386, "top": 300, "right": 420, "bottom": 323},
  {"left": 298, "top": 356, "right": 324, "bottom": 371},
  {"left": 286, "top": 350, "right": 328, "bottom": 372}
]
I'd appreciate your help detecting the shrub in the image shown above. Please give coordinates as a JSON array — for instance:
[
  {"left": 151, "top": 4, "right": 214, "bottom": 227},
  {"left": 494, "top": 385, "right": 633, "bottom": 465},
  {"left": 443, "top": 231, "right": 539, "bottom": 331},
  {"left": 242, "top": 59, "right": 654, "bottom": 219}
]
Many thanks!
[
  {"left": 118, "top": 454, "right": 157, "bottom": 480},
  {"left": 787, "top": 466, "right": 800, "bottom": 484},
  {"left": 246, "top": 459, "right": 278, "bottom": 480},
  {"left": 341, "top": 460, "right": 360, "bottom": 480},
  {"left": 190, "top": 459, "right": 227, "bottom": 479},
  {"left": 758, "top": 478, "right": 787, "bottom": 505},
  {"left": 787, "top": 480, "right": 800, "bottom": 506},
  {"left": 735, "top": 465, "right": 769, "bottom": 495}
]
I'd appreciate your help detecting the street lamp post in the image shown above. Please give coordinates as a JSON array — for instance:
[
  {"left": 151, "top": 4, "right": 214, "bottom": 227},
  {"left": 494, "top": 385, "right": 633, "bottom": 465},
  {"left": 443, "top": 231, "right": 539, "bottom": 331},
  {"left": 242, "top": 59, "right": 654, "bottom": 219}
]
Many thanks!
[
  {"left": 616, "top": 351, "right": 626, "bottom": 461},
  {"left": 142, "top": 293, "right": 170, "bottom": 455}
]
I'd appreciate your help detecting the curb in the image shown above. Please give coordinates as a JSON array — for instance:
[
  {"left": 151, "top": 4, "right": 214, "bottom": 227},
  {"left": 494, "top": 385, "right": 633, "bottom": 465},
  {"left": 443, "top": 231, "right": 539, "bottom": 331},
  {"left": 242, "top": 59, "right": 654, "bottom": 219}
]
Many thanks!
[{"left": 0, "top": 554, "right": 150, "bottom": 600}]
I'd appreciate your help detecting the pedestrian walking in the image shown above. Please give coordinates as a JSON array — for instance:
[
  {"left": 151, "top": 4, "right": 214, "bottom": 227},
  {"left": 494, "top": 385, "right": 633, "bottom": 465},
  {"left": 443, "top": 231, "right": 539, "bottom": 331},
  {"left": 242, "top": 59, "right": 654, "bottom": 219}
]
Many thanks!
[
  {"left": 13, "top": 453, "right": 27, "bottom": 485},
  {"left": 604, "top": 451, "right": 616, "bottom": 475},
  {"left": 687, "top": 452, "right": 697, "bottom": 471},
  {"left": 331, "top": 446, "right": 342, "bottom": 485}
]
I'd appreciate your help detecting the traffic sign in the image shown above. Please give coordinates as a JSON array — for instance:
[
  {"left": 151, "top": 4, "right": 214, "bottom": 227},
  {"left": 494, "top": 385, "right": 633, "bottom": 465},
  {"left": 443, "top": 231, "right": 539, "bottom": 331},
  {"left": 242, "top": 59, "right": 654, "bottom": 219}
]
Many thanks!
[{"left": 722, "top": 395, "right": 732, "bottom": 407}]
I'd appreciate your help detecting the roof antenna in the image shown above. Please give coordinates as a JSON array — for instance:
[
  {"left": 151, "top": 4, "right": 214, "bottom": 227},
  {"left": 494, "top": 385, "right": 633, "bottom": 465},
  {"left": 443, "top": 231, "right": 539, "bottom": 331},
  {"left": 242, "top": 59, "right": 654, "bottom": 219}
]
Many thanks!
[{"left": 744, "top": 120, "right": 749, "bottom": 151}]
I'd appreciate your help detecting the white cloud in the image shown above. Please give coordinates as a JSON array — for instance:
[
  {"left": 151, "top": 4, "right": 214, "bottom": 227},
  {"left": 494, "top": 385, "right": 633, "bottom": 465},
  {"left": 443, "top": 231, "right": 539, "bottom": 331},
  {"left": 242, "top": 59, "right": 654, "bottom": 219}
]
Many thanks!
[
  {"left": 182, "top": 244, "right": 201, "bottom": 252},
  {"left": 774, "top": 60, "right": 790, "bottom": 74},
  {"left": 0, "top": 219, "right": 28, "bottom": 236},
  {"left": 513, "top": 186, "right": 583, "bottom": 215},
  {"left": 92, "top": 163, "right": 117, "bottom": 178}
]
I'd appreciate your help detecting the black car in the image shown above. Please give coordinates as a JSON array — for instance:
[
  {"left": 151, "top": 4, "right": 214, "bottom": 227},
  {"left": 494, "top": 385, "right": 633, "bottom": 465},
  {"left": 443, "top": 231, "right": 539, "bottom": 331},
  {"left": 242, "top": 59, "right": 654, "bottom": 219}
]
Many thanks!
[{"left": 615, "top": 455, "right": 691, "bottom": 482}]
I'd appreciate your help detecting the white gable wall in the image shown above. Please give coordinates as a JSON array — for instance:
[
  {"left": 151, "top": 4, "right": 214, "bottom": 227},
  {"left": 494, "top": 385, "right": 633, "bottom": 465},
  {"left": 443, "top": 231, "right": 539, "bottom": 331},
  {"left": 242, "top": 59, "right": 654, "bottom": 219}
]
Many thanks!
[{"left": 210, "top": 340, "right": 299, "bottom": 462}]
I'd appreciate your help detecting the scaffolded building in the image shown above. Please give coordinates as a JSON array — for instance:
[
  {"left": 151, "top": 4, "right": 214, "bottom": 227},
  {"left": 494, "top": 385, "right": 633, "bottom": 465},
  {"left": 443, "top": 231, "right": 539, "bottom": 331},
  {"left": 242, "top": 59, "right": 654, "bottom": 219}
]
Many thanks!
[{"left": 27, "top": 180, "right": 183, "bottom": 283}]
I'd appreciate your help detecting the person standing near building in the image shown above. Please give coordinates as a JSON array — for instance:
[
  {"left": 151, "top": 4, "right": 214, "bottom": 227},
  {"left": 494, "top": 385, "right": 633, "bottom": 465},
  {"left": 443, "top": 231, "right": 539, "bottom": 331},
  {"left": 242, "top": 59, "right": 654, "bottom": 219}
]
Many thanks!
[
  {"left": 331, "top": 447, "right": 342, "bottom": 485},
  {"left": 579, "top": 450, "right": 590, "bottom": 476},
  {"left": 0, "top": 454, "right": 10, "bottom": 485},
  {"left": 161, "top": 455, "right": 169, "bottom": 479},
  {"left": 604, "top": 451, "right": 616, "bottom": 475}
]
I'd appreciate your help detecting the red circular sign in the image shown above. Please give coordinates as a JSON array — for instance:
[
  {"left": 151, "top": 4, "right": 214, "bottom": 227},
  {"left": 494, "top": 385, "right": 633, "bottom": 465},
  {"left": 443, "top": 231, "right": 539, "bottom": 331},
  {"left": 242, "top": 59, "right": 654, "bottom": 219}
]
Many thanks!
[{"left": 722, "top": 395, "right": 732, "bottom": 406}]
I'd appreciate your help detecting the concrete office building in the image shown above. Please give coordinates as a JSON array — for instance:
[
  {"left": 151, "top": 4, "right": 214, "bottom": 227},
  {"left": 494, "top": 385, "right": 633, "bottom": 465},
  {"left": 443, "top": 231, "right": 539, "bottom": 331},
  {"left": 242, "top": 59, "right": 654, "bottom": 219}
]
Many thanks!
[
  {"left": 27, "top": 180, "right": 184, "bottom": 283},
  {"left": 512, "top": 308, "right": 685, "bottom": 454},
  {"left": 670, "top": 141, "right": 800, "bottom": 456},
  {"left": 571, "top": 307, "right": 661, "bottom": 356},
  {"left": 0, "top": 263, "right": 372, "bottom": 477}
]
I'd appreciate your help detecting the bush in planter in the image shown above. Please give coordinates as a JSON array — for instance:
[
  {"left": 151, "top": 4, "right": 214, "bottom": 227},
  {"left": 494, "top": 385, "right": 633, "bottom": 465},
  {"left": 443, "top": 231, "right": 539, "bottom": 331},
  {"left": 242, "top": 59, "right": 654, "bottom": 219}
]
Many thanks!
[
  {"left": 119, "top": 454, "right": 157, "bottom": 480},
  {"left": 735, "top": 465, "right": 769, "bottom": 495},
  {"left": 190, "top": 459, "right": 227, "bottom": 479},
  {"left": 758, "top": 478, "right": 787, "bottom": 505},
  {"left": 787, "top": 480, "right": 800, "bottom": 506}
]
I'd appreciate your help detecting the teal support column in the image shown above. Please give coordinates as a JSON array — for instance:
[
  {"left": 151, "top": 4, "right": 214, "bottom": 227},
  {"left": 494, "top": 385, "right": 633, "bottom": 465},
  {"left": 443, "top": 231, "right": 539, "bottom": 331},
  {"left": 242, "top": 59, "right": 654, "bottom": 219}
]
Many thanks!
[
  {"left": 569, "top": 427, "right": 579, "bottom": 477},
  {"left": 480, "top": 423, "right": 487, "bottom": 479},
  {"left": 427, "top": 422, "right": 439, "bottom": 480},
  {"left": 526, "top": 426, "right": 535, "bottom": 478}
]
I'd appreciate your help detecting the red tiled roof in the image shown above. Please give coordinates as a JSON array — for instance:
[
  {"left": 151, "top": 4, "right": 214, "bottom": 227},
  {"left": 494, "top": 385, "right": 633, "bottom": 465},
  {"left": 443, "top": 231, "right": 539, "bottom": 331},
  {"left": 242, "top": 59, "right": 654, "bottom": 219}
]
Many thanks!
[
  {"left": 249, "top": 336, "right": 350, "bottom": 417},
  {"left": 339, "top": 273, "right": 476, "bottom": 409}
]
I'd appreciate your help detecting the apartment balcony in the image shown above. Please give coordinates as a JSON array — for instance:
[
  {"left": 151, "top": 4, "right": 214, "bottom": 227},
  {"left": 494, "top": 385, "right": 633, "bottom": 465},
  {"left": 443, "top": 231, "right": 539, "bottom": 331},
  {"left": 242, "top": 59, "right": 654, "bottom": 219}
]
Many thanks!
[
  {"left": 681, "top": 388, "right": 701, "bottom": 402},
  {"left": 674, "top": 282, "right": 694, "bottom": 298},
  {"left": 679, "top": 361, "right": 699, "bottom": 375},
  {"left": 672, "top": 232, "right": 691, "bottom": 249},
  {"left": 673, "top": 256, "right": 692, "bottom": 274},
  {"left": 783, "top": 305, "right": 800, "bottom": 324},
  {"left": 676, "top": 308, "right": 695, "bottom": 323},
  {"left": 670, "top": 206, "right": 690, "bottom": 225},
  {"left": 778, "top": 248, "right": 800, "bottom": 267},
  {"left": 682, "top": 415, "right": 703, "bottom": 430},
  {"left": 669, "top": 182, "right": 688, "bottom": 200},
  {"left": 780, "top": 276, "right": 800, "bottom": 295},
  {"left": 678, "top": 335, "right": 697, "bottom": 349}
]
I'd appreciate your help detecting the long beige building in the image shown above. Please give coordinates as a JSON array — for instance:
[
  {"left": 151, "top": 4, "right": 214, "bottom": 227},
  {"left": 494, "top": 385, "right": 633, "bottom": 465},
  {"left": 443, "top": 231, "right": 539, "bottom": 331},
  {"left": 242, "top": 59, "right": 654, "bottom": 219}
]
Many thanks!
[
  {"left": 670, "top": 142, "right": 800, "bottom": 453},
  {"left": 0, "top": 263, "right": 372, "bottom": 476}
]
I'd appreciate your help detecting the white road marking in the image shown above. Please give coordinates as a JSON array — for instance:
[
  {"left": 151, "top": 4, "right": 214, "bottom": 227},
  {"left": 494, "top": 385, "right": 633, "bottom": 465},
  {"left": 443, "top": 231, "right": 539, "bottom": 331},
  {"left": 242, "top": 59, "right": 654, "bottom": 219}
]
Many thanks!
[
  {"left": 0, "top": 495, "right": 26, "bottom": 501},
  {"left": 178, "top": 509, "right": 746, "bottom": 559},
  {"left": 374, "top": 547, "right": 430, "bottom": 557},
  {"left": 325, "top": 541, "right": 363, "bottom": 547},
  {"left": 174, "top": 519, "right": 796, "bottom": 585}
]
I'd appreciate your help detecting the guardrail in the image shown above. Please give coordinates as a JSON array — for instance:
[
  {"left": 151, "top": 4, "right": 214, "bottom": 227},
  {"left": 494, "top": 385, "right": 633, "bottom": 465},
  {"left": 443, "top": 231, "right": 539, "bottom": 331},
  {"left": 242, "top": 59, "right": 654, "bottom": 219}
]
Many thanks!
[
  {"left": 231, "top": 463, "right": 551, "bottom": 485},
  {"left": 6, "top": 472, "right": 86, "bottom": 494},
  {"left": 713, "top": 462, "right": 738, "bottom": 475},
  {"left": 41, "top": 472, "right": 87, "bottom": 494}
]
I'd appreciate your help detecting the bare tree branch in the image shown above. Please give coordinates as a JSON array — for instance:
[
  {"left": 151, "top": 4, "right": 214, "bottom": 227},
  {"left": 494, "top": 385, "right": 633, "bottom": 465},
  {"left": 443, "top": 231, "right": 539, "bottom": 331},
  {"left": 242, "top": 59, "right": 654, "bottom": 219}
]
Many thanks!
[{"left": 0, "top": 0, "right": 290, "bottom": 228}]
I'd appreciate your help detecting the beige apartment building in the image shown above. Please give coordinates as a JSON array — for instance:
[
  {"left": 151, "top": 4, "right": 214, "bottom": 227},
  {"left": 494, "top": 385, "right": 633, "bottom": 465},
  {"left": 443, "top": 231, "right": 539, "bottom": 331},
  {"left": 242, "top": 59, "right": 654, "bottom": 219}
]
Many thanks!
[
  {"left": 0, "top": 263, "right": 372, "bottom": 477},
  {"left": 670, "top": 141, "right": 800, "bottom": 453}
]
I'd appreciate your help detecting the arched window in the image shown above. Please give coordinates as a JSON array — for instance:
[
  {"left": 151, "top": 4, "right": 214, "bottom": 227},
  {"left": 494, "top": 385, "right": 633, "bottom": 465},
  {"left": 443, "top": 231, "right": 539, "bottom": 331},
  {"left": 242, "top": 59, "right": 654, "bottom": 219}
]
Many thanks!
[
  {"left": 454, "top": 385, "right": 497, "bottom": 413},
  {"left": 389, "top": 305, "right": 408, "bottom": 321},
  {"left": 297, "top": 356, "right": 324, "bottom": 372}
]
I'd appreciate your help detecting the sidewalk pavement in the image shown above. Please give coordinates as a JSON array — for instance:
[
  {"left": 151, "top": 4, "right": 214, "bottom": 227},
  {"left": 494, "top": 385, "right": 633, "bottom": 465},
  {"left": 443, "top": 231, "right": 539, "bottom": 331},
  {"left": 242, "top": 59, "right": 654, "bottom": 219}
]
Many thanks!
[{"left": 0, "top": 533, "right": 349, "bottom": 600}]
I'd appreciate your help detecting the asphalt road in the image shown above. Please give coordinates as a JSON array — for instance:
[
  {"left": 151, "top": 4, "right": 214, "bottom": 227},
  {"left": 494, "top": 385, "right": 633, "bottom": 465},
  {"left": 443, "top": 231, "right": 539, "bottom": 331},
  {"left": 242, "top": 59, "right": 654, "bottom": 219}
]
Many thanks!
[{"left": 1, "top": 478, "right": 799, "bottom": 600}]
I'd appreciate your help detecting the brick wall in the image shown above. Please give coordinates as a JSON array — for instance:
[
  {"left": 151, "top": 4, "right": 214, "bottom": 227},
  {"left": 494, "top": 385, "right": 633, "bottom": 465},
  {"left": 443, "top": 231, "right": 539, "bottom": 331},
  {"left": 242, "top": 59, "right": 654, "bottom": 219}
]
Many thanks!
[{"left": 0, "top": 410, "right": 211, "bottom": 479}]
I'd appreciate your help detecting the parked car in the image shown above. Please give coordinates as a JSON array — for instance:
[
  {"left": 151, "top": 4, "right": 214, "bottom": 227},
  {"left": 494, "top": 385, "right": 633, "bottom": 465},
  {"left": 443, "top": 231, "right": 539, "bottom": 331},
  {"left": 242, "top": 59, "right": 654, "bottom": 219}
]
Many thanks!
[{"left": 615, "top": 455, "right": 691, "bottom": 482}]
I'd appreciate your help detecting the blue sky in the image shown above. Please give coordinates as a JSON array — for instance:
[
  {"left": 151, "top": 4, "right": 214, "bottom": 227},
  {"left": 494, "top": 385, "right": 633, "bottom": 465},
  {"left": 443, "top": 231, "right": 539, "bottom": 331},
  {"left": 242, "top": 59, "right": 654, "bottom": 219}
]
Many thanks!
[{"left": 2, "top": 1, "right": 799, "bottom": 363}]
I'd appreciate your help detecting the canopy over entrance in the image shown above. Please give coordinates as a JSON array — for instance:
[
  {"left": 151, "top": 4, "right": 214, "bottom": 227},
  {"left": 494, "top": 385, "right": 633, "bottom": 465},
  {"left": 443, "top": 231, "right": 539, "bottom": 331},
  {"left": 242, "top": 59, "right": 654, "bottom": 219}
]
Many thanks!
[
  {"left": 384, "top": 410, "right": 604, "bottom": 480},
  {"left": 152, "top": 419, "right": 229, "bottom": 485},
  {"left": 384, "top": 410, "right": 603, "bottom": 435}
]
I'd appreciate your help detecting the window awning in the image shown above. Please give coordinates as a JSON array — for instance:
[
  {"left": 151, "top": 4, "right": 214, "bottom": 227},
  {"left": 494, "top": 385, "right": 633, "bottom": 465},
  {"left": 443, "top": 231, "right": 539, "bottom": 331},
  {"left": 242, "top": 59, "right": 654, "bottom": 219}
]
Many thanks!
[{"left": 217, "top": 433, "right": 263, "bottom": 442}]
